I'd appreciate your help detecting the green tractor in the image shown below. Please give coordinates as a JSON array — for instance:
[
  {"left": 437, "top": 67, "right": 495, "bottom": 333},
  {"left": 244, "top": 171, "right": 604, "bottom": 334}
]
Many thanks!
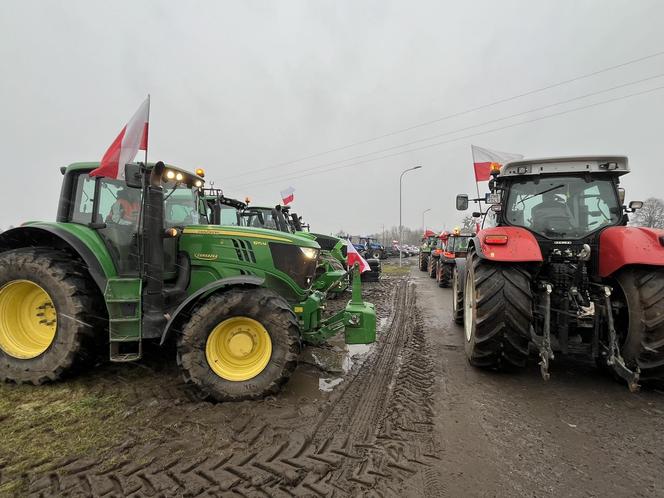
[
  {"left": 205, "top": 194, "right": 351, "bottom": 296},
  {"left": 418, "top": 229, "right": 438, "bottom": 272},
  {"left": 0, "top": 162, "right": 376, "bottom": 401}
]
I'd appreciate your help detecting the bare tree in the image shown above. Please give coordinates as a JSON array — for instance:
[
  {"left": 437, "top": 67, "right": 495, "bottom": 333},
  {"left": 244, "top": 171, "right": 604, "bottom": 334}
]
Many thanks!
[
  {"left": 631, "top": 197, "right": 664, "bottom": 228},
  {"left": 461, "top": 215, "right": 477, "bottom": 232}
]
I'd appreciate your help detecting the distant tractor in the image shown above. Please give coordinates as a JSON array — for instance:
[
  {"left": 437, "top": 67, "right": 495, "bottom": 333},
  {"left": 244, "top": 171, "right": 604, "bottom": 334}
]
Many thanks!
[
  {"left": 0, "top": 162, "right": 376, "bottom": 401},
  {"left": 427, "top": 231, "right": 449, "bottom": 279},
  {"left": 419, "top": 230, "right": 438, "bottom": 272},
  {"left": 454, "top": 156, "right": 664, "bottom": 390},
  {"left": 435, "top": 228, "right": 472, "bottom": 288}
]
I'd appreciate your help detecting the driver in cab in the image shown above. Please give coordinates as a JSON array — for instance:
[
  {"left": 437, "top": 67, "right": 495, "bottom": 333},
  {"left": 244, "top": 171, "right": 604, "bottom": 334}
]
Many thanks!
[
  {"left": 530, "top": 190, "right": 575, "bottom": 233},
  {"left": 107, "top": 187, "right": 141, "bottom": 226}
]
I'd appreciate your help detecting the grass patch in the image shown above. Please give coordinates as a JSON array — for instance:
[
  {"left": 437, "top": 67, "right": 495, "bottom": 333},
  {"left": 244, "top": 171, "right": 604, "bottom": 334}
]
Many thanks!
[
  {"left": 380, "top": 263, "right": 412, "bottom": 276},
  {"left": 0, "top": 381, "right": 129, "bottom": 495}
]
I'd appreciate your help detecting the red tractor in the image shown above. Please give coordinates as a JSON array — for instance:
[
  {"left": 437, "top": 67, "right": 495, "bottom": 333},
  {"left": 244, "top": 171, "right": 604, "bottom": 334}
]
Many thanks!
[
  {"left": 454, "top": 156, "right": 663, "bottom": 390},
  {"left": 436, "top": 228, "right": 473, "bottom": 288},
  {"left": 427, "top": 231, "right": 449, "bottom": 279},
  {"left": 419, "top": 229, "right": 438, "bottom": 272}
]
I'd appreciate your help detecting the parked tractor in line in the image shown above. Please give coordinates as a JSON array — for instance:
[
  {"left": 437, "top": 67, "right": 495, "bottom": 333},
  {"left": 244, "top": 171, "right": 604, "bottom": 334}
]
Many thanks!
[
  {"left": 419, "top": 230, "right": 438, "bottom": 272},
  {"left": 427, "top": 231, "right": 449, "bottom": 279},
  {"left": 0, "top": 162, "right": 376, "bottom": 402},
  {"left": 454, "top": 156, "right": 664, "bottom": 390},
  {"left": 435, "top": 228, "right": 472, "bottom": 288}
]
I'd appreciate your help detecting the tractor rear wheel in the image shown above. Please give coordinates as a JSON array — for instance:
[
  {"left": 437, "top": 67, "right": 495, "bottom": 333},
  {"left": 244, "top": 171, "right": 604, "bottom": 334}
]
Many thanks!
[
  {"left": 419, "top": 252, "right": 428, "bottom": 271},
  {"left": 177, "top": 287, "right": 300, "bottom": 401},
  {"left": 463, "top": 252, "right": 532, "bottom": 369},
  {"left": 613, "top": 267, "right": 664, "bottom": 383},
  {"left": 452, "top": 265, "right": 464, "bottom": 324},
  {"left": 0, "top": 248, "right": 99, "bottom": 384}
]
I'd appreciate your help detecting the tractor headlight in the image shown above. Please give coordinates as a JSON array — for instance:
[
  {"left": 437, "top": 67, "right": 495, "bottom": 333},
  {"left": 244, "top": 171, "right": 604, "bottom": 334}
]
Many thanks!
[{"left": 299, "top": 247, "right": 319, "bottom": 260}]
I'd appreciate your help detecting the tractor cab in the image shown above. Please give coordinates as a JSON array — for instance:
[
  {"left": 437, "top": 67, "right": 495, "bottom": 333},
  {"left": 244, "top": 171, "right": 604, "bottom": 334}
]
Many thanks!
[{"left": 454, "top": 156, "right": 664, "bottom": 390}]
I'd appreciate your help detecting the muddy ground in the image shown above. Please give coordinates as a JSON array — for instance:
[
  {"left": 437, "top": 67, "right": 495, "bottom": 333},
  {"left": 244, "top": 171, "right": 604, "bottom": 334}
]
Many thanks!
[{"left": 1, "top": 260, "right": 663, "bottom": 497}]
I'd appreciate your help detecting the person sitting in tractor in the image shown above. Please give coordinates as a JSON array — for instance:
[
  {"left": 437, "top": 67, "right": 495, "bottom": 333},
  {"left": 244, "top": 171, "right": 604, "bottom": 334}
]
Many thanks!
[
  {"left": 531, "top": 190, "right": 575, "bottom": 232},
  {"left": 107, "top": 187, "right": 141, "bottom": 226}
]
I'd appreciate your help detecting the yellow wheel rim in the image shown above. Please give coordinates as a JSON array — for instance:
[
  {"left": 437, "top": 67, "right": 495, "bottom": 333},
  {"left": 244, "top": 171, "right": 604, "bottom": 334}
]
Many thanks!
[
  {"left": 205, "top": 316, "right": 272, "bottom": 381},
  {"left": 0, "top": 280, "right": 57, "bottom": 359}
]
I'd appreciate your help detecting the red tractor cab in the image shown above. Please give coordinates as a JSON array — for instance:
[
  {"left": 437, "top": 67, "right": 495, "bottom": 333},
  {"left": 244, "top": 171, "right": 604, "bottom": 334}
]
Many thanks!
[
  {"left": 454, "top": 155, "right": 662, "bottom": 390},
  {"left": 427, "top": 231, "right": 449, "bottom": 279},
  {"left": 435, "top": 228, "right": 473, "bottom": 288}
]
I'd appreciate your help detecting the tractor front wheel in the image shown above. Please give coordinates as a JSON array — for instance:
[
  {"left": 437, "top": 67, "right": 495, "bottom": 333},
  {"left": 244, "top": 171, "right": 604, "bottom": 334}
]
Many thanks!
[
  {"left": 428, "top": 257, "right": 437, "bottom": 279},
  {"left": 463, "top": 252, "right": 532, "bottom": 369},
  {"left": 613, "top": 267, "right": 664, "bottom": 383},
  {"left": 177, "top": 287, "right": 300, "bottom": 401},
  {"left": 438, "top": 263, "right": 452, "bottom": 288},
  {"left": 0, "top": 248, "right": 99, "bottom": 384},
  {"left": 452, "top": 265, "right": 464, "bottom": 324}
]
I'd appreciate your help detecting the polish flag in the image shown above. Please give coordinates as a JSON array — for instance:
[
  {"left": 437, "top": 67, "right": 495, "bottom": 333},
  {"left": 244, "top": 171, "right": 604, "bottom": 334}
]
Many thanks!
[
  {"left": 90, "top": 97, "right": 150, "bottom": 180},
  {"left": 471, "top": 145, "right": 523, "bottom": 182},
  {"left": 280, "top": 186, "right": 295, "bottom": 205},
  {"left": 346, "top": 240, "right": 370, "bottom": 273}
]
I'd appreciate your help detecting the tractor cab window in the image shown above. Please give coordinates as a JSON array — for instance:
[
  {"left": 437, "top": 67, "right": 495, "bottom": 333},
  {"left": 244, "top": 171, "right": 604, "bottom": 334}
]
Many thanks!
[
  {"left": 505, "top": 175, "right": 621, "bottom": 239},
  {"left": 97, "top": 179, "right": 142, "bottom": 275},
  {"left": 70, "top": 174, "right": 96, "bottom": 224},
  {"left": 241, "top": 209, "right": 277, "bottom": 230},
  {"left": 219, "top": 205, "right": 240, "bottom": 226},
  {"left": 163, "top": 183, "right": 203, "bottom": 228}
]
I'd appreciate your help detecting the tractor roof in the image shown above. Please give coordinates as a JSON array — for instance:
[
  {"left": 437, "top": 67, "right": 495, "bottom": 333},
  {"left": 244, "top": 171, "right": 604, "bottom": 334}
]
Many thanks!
[{"left": 500, "top": 156, "right": 629, "bottom": 178}]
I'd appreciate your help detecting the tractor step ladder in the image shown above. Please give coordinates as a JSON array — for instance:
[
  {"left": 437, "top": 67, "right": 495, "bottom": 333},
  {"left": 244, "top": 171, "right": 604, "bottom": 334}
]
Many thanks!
[{"left": 104, "top": 277, "right": 142, "bottom": 362}]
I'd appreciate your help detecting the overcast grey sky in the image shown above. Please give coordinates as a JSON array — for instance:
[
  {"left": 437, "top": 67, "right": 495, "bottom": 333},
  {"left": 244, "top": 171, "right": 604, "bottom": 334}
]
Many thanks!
[{"left": 1, "top": 1, "right": 663, "bottom": 235}]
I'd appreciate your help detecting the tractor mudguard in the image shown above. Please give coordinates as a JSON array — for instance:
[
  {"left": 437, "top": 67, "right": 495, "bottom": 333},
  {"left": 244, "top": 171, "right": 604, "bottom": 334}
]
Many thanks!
[
  {"left": 599, "top": 226, "right": 664, "bottom": 277},
  {"left": 0, "top": 225, "right": 110, "bottom": 291},
  {"left": 160, "top": 275, "right": 264, "bottom": 345},
  {"left": 455, "top": 257, "right": 467, "bottom": 289},
  {"left": 472, "top": 227, "right": 543, "bottom": 262}
]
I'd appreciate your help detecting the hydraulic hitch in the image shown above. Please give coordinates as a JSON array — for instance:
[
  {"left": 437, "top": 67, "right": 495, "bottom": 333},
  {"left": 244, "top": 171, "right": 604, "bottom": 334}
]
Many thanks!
[
  {"left": 532, "top": 283, "right": 555, "bottom": 381},
  {"left": 603, "top": 286, "right": 640, "bottom": 392}
]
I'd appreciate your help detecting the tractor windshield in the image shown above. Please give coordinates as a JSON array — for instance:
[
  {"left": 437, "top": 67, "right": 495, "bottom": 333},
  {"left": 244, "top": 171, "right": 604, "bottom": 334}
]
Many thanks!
[
  {"left": 448, "top": 236, "right": 470, "bottom": 252},
  {"left": 163, "top": 183, "right": 203, "bottom": 227},
  {"left": 504, "top": 175, "right": 621, "bottom": 239}
]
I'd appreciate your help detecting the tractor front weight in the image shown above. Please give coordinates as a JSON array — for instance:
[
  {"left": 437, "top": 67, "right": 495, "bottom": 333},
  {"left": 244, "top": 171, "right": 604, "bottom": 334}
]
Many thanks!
[{"left": 298, "top": 265, "right": 376, "bottom": 346}]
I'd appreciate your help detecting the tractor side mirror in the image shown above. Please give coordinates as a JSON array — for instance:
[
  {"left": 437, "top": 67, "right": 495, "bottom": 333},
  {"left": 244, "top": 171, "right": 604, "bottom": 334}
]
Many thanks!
[
  {"left": 125, "top": 163, "right": 144, "bottom": 189},
  {"left": 629, "top": 200, "right": 643, "bottom": 211},
  {"left": 456, "top": 194, "right": 469, "bottom": 211}
]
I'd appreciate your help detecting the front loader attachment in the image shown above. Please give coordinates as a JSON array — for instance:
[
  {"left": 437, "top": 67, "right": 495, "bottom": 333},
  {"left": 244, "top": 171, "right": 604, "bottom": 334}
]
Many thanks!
[{"left": 299, "top": 265, "right": 376, "bottom": 345}]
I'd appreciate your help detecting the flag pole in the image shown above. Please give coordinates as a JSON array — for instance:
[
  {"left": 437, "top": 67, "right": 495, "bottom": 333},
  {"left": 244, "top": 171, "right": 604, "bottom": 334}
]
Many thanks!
[
  {"left": 471, "top": 145, "right": 483, "bottom": 212},
  {"left": 144, "top": 94, "right": 150, "bottom": 167}
]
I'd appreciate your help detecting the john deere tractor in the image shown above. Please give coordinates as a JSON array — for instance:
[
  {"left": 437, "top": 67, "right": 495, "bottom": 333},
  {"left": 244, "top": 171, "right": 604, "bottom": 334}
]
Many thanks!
[
  {"left": 435, "top": 228, "right": 472, "bottom": 288},
  {"left": 0, "top": 162, "right": 376, "bottom": 401},
  {"left": 455, "top": 156, "right": 664, "bottom": 390},
  {"left": 418, "top": 230, "right": 438, "bottom": 272}
]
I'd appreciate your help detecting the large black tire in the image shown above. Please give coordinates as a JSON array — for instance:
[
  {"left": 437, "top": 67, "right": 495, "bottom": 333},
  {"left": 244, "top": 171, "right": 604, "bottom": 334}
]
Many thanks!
[
  {"left": 419, "top": 252, "right": 428, "bottom": 271},
  {"left": 438, "top": 262, "right": 452, "bottom": 288},
  {"left": 428, "top": 257, "right": 437, "bottom": 279},
  {"left": 463, "top": 252, "right": 532, "bottom": 369},
  {"left": 370, "top": 249, "right": 383, "bottom": 260},
  {"left": 452, "top": 265, "right": 464, "bottom": 324},
  {"left": 0, "top": 248, "right": 100, "bottom": 384},
  {"left": 613, "top": 267, "right": 664, "bottom": 383},
  {"left": 177, "top": 287, "right": 300, "bottom": 402}
]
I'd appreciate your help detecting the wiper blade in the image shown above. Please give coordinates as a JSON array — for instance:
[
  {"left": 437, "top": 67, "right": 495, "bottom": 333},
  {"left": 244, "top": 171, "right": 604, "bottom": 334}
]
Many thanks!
[{"left": 519, "top": 184, "right": 565, "bottom": 205}]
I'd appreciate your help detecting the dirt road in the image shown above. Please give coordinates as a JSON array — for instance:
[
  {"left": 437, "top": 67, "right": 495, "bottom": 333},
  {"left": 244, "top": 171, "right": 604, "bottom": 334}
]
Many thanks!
[{"left": 3, "top": 262, "right": 664, "bottom": 497}]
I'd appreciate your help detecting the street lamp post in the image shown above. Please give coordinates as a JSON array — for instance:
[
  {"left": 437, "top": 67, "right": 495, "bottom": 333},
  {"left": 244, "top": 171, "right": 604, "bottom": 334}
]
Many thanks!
[
  {"left": 399, "top": 165, "right": 422, "bottom": 267},
  {"left": 421, "top": 208, "right": 431, "bottom": 232}
]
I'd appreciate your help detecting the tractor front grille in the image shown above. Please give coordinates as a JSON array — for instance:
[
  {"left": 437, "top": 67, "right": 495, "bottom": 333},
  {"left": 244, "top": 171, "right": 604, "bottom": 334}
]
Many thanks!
[{"left": 269, "top": 242, "right": 317, "bottom": 289}]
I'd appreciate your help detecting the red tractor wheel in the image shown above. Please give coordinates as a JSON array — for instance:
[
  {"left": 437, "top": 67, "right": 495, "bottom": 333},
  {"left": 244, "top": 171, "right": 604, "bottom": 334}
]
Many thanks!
[
  {"left": 428, "top": 257, "right": 437, "bottom": 279},
  {"left": 612, "top": 267, "right": 664, "bottom": 383},
  {"left": 438, "top": 263, "right": 452, "bottom": 288},
  {"left": 463, "top": 252, "right": 532, "bottom": 369}
]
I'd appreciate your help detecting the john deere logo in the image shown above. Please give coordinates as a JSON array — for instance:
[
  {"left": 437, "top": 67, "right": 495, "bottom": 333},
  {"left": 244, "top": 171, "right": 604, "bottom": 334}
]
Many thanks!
[{"left": 194, "top": 253, "right": 218, "bottom": 260}]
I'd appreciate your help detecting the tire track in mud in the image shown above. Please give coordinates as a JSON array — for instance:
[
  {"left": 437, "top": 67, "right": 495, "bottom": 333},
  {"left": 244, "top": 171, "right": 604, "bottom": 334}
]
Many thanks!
[{"left": 27, "top": 278, "right": 443, "bottom": 497}]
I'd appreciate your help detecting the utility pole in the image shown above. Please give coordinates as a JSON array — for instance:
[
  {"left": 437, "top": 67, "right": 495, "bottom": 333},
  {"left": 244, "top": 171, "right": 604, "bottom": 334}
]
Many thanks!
[
  {"left": 421, "top": 208, "right": 431, "bottom": 232},
  {"left": 399, "top": 165, "right": 422, "bottom": 267}
]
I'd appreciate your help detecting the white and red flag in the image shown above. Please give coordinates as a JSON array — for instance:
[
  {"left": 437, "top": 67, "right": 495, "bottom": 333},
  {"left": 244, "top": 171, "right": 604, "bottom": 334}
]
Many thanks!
[
  {"left": 346, "top": 240, "right": 370, "bottom": 273},
  {"left": 471, "top": 145, "right": 523, "bottom": 182},
  {"left": 90, "top": 97, "right": 150, "bottom": 179},
  {"left": 280, "top": 186, "right": 295, "bottom": 205}
]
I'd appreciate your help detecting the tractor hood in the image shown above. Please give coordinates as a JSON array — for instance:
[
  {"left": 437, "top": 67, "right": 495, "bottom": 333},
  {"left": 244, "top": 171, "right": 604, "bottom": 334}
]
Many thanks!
[{"left": 181, "top": 225, "right": 320, "bottom": 249}]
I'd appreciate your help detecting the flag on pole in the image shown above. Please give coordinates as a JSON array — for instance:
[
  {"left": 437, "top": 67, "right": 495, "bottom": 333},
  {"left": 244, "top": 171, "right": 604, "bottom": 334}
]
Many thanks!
[
  {"left": 90, "top": 97, "right": 150, "bottom": 179},
  {"left": 471, "top": 145, "right": 523, "bottom": 182},
  {"left": 280, "top": 186, "right": 295, "bottom": 205},
  {"left": 346, "top": 240, "right": 371, "bottom": 273}
]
